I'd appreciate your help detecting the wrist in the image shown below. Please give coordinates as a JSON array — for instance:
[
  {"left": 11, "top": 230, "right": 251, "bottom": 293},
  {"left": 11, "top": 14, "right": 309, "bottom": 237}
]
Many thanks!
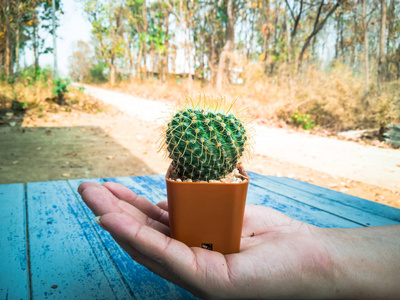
[{"left": 316, "top": 226, "right": 400, "bottom": 299}]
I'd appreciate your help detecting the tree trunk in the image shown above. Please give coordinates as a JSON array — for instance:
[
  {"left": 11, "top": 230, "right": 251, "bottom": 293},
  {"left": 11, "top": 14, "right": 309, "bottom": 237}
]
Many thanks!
[
  {"left": 362, "top": 0, "right": 369, "bottom": 93},
  {"left": 137, "top": 43, "right": 142, "bottom": 80},
  {"left": 52, "top": 0, "right": 58, "bottom": 78},
  {"left": 4, "top": 0, "right": 12, "bottom": 76},
  {"left": 162, "top": 11, "right": 170, "bottom": 82},
  {"left": 142, "top": 0, "right": 148, "bottom": 80},
  {"left": 127, "top": 41, "right": 133, "bottom": 80},
  {"left": 216, "top": 0, "right": 234, "bottom": 92},
  {"left": 33, "top": 19, "right": 39, "bottom": 75},
  {"left": 0, "top": 52, "right": 3, "bottom": 75},
  {"left": 386, "top": 0, "right": 394, "bottom": 80},
  {"left": 377, "top": 0, "right": 387, "bottom": 94},
  {"left": 271, "top": 2, "right": 280, "bottom": 74},
  {"left": 209, "top": 11, "right": 216, "bottom": 85},
  {"left": 288, "top": 0, "right": 303, "bottom": 55},
  {"left": 247, "top": 11, "right": 255, "bottom": 59},
  {"left": 15, "top": 0, "right": 21, "bottom": 73},
  {"left": 262, "top": 0, "right": 271, "bottom": 72},
  {"left": 110, "top": 63, "right": 116, "bottom": 86},
  {"left": 335, "top": 11, "right": 343, "bottom": 60},
  {"left": 186, "top": 18, "right": 193, "bottom": 85},
  {"left": 351, "top": 6, "right": 358, "bottom": 70}
]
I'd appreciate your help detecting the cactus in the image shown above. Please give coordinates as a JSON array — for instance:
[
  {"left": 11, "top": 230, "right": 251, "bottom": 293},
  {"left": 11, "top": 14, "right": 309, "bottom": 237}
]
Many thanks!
[{"left": 163, "top": 96, "right": 250, "bottom": 181}]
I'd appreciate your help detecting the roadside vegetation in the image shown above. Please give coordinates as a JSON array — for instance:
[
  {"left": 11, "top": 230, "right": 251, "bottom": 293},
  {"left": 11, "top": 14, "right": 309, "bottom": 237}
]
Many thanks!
[
  {"left": 102, "top": 64, "right": 399, "bottom": 135},
  {"left": 0, "top": 67, "right": 106, "bottom": 127},
  {"left": 1, "top": 0, "right": 399, "bottom": 142},
  {"left": 0, "top": 0, "right": 106, "bottom": 126}
]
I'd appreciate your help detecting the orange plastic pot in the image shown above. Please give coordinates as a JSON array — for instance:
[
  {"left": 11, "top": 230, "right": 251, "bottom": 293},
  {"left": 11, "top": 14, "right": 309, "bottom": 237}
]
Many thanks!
[{"left": 165, "top": 165, "right": 249, "bottom": 254}]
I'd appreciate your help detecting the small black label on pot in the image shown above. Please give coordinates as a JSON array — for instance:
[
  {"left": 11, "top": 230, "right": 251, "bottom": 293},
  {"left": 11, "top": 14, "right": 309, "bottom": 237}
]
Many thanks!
[{"left": 201, "top": 243, "right": 213, "bottom": 251}]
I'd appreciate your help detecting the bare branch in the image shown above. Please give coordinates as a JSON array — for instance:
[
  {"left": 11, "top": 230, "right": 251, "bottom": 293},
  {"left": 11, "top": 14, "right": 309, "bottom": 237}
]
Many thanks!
[
  {"left": 298, "top": 0, "right": 345, "bottom": 69},
  {"left": 285, "top": 0, "right": 296, "bottom": 21}
]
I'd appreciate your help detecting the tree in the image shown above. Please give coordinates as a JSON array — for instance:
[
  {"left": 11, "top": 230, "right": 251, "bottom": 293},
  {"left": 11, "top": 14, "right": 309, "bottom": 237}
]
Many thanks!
[
  {"left": 3, "top": 0, "right": 12, "bottom": 76},
  {"left": 126, "top": 0, "right": 147, "bottom": 79},
  {"left": 285, "top": 0, "right": 304, "bottom": 68},
  {"left": 377, "top": 0, "right": 387, "bottom": 94},
  {"left": 69, "top": 41, "right": 93, "bottom": 82},
  {"left": 298, "top": 0, "right": 345, "bottom": 69},
  {"left": 0, "top": 0, "right": 61, "bottom": 78},
  {"left": 83, "top": 0, "right": 126, "bottom": 86},
  {"left": 216, "top": 0, "right": 235, "bottom": 92},
  {"left": 362, "top": 0, "right": 369, "bottom": 93}
]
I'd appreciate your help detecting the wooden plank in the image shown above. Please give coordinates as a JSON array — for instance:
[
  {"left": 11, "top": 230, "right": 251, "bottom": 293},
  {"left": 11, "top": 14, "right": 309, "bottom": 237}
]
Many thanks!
[
  {"left": 247, "top": 172, "right": 399, "bottom": 226},
  {"left": 27, "top": 180, "right": 132, "bottom": 299},
  {"left": 248, "top": 172, "right": 400, "bottom": 223},
  {"left": 65, "top": 178, "right": 135, "bottom": 299},
  {"left": 246, "top": 182, "right": 362, "bottom": 228},
  {"left": 107, "top": 175, "right": 361, "bottom": 228},
  {"left": 0, "top": 183, "right": 29, "bottom": 299},
  {"left": 122, "top": 175, "right": 360, "bottom": 228},
  {"left": 69, "top": 178, "right": 197, "bottom": 300},
  {"left": 104, "top": 175, "right": 166, "bottom": 204},
  {"left": 91, "top": 176, "right": 197, "bottom": 299}
]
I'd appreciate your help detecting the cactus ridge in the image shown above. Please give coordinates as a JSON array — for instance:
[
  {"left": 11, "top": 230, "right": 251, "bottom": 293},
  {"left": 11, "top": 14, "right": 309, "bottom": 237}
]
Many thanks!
[{"left": 166, "top": 106, "right": 248, "bottom": 181}]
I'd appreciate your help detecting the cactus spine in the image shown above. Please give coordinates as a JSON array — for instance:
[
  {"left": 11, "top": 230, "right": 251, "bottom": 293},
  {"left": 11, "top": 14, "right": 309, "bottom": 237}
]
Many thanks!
[{"left": 164, "top": 96, "right": 250, "bottom": 181}]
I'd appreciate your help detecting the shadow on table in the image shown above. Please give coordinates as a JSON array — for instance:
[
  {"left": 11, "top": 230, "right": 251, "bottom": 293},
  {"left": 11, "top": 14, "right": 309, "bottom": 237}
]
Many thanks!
[{"left": 0, "top": 125, "right": 156, "bottom": 184}]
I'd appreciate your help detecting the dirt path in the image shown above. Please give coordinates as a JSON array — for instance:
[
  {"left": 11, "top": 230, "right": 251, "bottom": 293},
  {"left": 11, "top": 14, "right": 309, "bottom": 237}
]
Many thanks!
[
  {"left": 1, "top": 85, "right": 399, "bottom": 209},
  {"left": 254, "top": 125, "right": 400, "bottom": 191}
]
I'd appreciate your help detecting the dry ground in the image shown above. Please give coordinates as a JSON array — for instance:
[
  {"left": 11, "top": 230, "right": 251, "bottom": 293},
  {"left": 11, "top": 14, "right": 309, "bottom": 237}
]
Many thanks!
[{"left": 1, "top": 105, "right": 399, "bottom": 209}]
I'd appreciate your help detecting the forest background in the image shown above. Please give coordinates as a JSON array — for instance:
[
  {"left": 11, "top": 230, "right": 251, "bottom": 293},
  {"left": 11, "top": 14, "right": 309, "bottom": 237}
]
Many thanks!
[{"left": 1, "top": 0, "right": 400, "bottom": 134}]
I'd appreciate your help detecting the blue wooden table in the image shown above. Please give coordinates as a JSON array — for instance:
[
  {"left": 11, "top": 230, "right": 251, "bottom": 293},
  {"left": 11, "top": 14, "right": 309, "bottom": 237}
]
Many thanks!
[{"left": 1, "top": 172, "right": 399, "bottom": 299}]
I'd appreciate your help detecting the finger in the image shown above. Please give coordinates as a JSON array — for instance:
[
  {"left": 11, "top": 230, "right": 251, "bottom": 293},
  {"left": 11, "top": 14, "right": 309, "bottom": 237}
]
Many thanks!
[
  {"left": 103, "top": 182, "right": 169, "bottom": 226},
  {"left": 79, "top": 182, "right": 121, "bottom": 216},
  {"left": 117, "top": 201, "right": 170, "bottom": 236},
  {"left": 157, "top": 201, "right": 168, "bottom": 212},
  {"left": 100, "top": 213, "right": 242, "bottom": 299},
  {"left": 110, "top": 233, "right": 197, "bottom": 294},
  {"left": 78, "top": 181, "right": 99, "bottom": 195},
  {"left": 79, "top": 182, "right": 170, "bottom": 234},
  {"left": 98, "top": 213, "right": 203, "bottom": 290}
]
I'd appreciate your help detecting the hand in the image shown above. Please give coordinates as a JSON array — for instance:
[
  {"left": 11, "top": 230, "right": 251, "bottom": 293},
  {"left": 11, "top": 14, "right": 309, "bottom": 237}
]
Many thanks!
[
  {"left": 78, "top": 181, "right": 334, "bottom": 299},
  {"left": 78, "top": 181, "right": 400, "bottom": 299}
]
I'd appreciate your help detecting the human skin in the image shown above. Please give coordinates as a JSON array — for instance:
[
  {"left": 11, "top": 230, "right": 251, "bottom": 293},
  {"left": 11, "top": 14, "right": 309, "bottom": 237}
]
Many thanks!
[{"left": 78, "top": 181, "right": 400, "bottom": 299}]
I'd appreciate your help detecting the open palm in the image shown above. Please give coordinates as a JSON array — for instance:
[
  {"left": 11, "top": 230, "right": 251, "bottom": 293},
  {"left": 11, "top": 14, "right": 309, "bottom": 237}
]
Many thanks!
[{"left": 79, "top": 181, "right": 333, "bottom": 299}]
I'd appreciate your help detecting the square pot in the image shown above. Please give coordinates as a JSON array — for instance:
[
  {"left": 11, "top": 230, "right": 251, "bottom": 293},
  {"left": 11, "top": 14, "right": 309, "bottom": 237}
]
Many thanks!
[{"left": 165, "top": 165, "right": 249, "bottom": 254}]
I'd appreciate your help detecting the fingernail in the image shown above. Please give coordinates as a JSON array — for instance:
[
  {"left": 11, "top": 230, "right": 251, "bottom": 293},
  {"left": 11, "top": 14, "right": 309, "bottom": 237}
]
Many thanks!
[{"left": 94, "top": 216, "right": 101, "bottom": 225}]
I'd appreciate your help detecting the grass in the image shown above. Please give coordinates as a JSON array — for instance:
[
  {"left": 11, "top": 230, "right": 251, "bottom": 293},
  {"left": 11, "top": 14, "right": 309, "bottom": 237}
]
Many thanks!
[{"left": 0, "top": 78, "right": 109, "bottom": 125}]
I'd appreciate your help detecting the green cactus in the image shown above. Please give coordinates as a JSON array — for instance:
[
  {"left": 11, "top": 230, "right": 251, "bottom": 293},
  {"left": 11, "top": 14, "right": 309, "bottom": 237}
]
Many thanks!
[{"left": 164, "top": 97, "right": 250, "bottom": 181}]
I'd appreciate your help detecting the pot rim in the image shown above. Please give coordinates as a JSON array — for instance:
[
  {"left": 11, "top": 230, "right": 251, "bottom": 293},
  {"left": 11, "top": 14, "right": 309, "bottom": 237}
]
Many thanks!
[{"left": 165, "top": 164, "right": 250, "bottom": 185}]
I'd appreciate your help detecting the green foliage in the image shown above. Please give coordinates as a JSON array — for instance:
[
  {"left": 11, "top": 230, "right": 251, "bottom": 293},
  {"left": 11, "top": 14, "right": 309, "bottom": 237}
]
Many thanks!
[
  {"left": 7, "top": 76, "right": 16, "bottom": 85},
  {"left": 11, "top": 100, "right": 27, "bottom": 111},
  {"left": 53, "top": 78, "right": 71, "bottom": 97},
  {"left": 20, "top": 66, "right": 53, "bottom": 85},
  {"left": 165, "top": 103, "right": 248, "bottom": 181},
  {"left": 291, "top": 111, "right": 315, "bottom": 130},
  {"left": 88, "top": 62, "right": 108, "bottom": 83}
]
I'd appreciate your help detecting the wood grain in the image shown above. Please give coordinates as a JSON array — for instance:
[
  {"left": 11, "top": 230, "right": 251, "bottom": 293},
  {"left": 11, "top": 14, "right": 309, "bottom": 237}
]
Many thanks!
[
  {"left": 2, "top": 172, "right": 399, "bottom": 300},
  {"left": 0, "top": 183, "right": 29, "bottom": 299}
]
